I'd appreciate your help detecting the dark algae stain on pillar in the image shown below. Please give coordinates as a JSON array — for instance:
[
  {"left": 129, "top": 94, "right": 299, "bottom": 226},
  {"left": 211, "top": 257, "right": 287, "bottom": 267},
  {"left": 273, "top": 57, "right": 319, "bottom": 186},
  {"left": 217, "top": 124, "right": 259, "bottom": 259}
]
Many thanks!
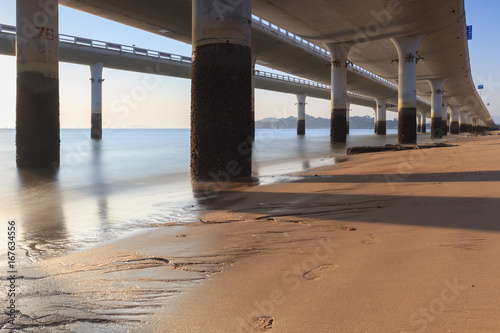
[
  {"left": 399, "top": 108, "right": 417, "bottom": 144},
  {"left": 191, "top": 43, "right": 252, "bottom": 181},
  {"left": 16, "top": 72, "right": 60, "bottom": 168},
  {"left": 331, "top": 109, "right": 347, "bottom": 143},
  {"left": 91, "top": 113, "right": 102, "bottom": 140},
  {"left": 297, "top": 120, "right": 305, "bottom": 135}
]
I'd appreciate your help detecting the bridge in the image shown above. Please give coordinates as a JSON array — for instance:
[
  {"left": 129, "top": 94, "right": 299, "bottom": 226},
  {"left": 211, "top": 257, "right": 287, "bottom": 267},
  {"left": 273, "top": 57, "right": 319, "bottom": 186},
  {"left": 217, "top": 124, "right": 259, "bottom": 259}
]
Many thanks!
[
  {"left": 8, "top": 0, "right": 496, "bottom": 180},
  {"left": 0, "top": 23, "right": 396, "bottom": 136}
]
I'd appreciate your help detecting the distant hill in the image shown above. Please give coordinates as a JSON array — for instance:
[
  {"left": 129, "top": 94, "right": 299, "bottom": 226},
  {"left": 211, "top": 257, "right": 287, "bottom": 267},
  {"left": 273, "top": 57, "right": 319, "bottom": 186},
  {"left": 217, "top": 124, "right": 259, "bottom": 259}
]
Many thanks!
[{"left": 256, "top": 115, "right": 400, "bottom": 129}]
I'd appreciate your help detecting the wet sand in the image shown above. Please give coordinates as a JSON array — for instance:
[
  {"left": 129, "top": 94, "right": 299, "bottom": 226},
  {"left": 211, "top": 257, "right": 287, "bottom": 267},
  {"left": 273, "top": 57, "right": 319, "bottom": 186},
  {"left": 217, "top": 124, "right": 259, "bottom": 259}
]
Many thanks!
[{"left": 3, "top": 133, "right": 500, "bottom": 332}]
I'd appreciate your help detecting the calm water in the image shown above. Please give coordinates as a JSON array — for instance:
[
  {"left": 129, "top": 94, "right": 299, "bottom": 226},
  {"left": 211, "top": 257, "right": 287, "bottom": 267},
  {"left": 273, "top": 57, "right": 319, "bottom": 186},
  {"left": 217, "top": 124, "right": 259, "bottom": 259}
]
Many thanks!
[{"left": 0, "top": 128, "right": 430, "bottom": 263}]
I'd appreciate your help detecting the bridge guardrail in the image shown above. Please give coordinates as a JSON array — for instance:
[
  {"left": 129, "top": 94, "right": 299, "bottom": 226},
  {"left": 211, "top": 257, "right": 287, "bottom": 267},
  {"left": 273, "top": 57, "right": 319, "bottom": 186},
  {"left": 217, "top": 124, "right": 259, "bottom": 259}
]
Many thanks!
[
  {"left": 1, "top": 22, "right": 425, "bottom": 105},
  {"left": 251, "top": 15, "right": 399, "bottom": 90},
  {"left": 255, "top": 70, "right": 374, "bottom": 101}
]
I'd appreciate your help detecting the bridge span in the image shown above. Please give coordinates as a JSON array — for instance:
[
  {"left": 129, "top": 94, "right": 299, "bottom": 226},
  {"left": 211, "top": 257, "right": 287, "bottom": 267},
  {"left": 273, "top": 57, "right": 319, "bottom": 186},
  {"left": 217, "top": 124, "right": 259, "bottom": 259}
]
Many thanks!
[
  {"left": 6, "top": 1, "right": 496, "bottom": 180},
  {"left": 0, "top": 23, "right": 403, "bottom": 137}
]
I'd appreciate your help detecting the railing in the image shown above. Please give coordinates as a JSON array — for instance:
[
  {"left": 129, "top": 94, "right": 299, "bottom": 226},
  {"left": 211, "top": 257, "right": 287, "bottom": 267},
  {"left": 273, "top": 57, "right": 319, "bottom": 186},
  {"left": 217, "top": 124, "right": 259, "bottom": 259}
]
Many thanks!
[
  {"left": 251, "top": 15, "right": 398, "bottom": 90},
  {"left": 58, "top": 34, "right": 192, "bottom": 63},
  {"left": 0, "top": 24, "right": 192, "bottom": 64},
  {"left": 255, "top": 70, "right": 330, "bottom": 90},
  {"left": 255, "top": 70, "right": 374, "bottom": 101},
  {"left": 1, "top": 22, "right": 427, "bottom": 105},
  {"left": 0, "top": 24, "right": 16, "bottom": 34}
]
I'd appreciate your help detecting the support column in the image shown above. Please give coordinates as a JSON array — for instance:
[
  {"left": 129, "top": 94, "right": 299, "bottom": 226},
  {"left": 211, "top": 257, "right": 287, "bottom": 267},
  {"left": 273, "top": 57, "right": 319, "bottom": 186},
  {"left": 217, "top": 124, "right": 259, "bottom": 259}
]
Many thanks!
[
  {"left": 441, "top": 96, "right": 451, "bottom": 136},
  {"left": 325, "top": 43, "right": 351, "bottom": 143},
  {"left": 459, "top": 111, "right": 468, "bottom": 133},
  {"left": 251, "top": 52, "right": 257, "bottom": 140},
  {"left": 428, "top": 79, "right": 445, "bottom": 138},
  {"left": 417, "top": 113, "right": 421, "bottom": 132},
  {"left": 472, "top": 117, "right": 477, "bottom": 133},
  {"left": 375, "top": 98, "right": 387, "bottom": 135},
  {"left": 191, "top": 0, "right": 252, "bottom": 181},
  {"left": 346, "top": 102, "right": 350, "bottom": 135},
  {"left": 421, "top": 112, "right": 427, "bottom": 133},
  {"left": 90, "top": 62, "right": 104, "bottom": 140},
  {"left": 467, "top": 114, "right": 473, "bottom": 133},
  {"left": 391, "top": 35, "right": 424, "bottom": 144},
  {"left": 296, "top": 93, "right": 306, "bottom": 135},
  {"left": 373, "top": 107, "right": 378, "bottom": 133},
  {"left": 16, "top": 0, "right": 59, "bottom": 168},
  {"left": 450, "top": 106, "right": 460, "bottom": 134}
]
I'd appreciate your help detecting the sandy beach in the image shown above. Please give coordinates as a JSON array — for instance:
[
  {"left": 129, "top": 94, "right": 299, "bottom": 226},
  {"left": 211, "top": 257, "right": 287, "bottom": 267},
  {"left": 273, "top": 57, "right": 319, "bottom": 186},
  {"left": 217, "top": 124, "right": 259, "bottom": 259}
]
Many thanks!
[{"left": 3, "top": 133, "right": 500, "bottom": 332}]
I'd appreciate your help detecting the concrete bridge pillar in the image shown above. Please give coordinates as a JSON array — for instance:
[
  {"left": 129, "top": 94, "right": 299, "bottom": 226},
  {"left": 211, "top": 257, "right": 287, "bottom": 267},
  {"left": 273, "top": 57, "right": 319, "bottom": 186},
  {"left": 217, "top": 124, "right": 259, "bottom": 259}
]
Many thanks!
[
  {"left": 373, "top": 107, "right": 377, "bottom": 133},
  {"left": 467, "top": 114, "right": 473, "bottom": 133},
  {"left": 90, "top": 62, "right": 104, "bottom": 140},
  {"left": 375, "top": 98, "right": 387, "bottom": 135},
  {"left": 459, "top": 111, "right": 468, "bottom": 133},
  {"left": 191, "top": 0, "right": 252, "bottom": 181},
  {"left": 417, "top": 112, "right": 421, "bottom": 132},
  {"left": 325, "top": 43, "right": 351, "bottom": 143},
  {"left": 420, "top": 112, "right": 427, "bottom": 133},
  {"left": 296, "top": 93, "right": 307, "bottom": 135},
  {"left": 16, "top": 0, "right": 60, "bottom": 168},
  {"left": 346, "top": 102, "right": 350, "bottom": 135},
  {"left": 428, "top": 79, "right": 445, "bottom": 138},
  {"left": 441, "top": 96, "right": 451, "bottom": 136},
  {"left": 391, "top": 35, "right": 424, "bottom": 144},
  {"left": 251, "top": 52, "right": 257, "bottom": 140},
  {"left": 450, "top": 106, "right": 460, "bottom": 134}
]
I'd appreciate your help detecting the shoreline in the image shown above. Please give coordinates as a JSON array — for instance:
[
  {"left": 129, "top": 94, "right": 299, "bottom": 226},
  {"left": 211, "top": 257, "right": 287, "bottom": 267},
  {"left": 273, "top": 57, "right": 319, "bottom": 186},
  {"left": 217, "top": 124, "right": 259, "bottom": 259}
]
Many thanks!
[{"left": 3, "top": 132, "right": 500, "bottom": 332}]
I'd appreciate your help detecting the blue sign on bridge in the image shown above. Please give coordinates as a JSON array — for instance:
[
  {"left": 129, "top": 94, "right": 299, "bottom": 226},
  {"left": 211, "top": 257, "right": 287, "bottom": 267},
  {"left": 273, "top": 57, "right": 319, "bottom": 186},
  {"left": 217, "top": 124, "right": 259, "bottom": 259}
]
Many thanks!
[{"left": 467, "top": 25, "right": 473, "bottom": 40}]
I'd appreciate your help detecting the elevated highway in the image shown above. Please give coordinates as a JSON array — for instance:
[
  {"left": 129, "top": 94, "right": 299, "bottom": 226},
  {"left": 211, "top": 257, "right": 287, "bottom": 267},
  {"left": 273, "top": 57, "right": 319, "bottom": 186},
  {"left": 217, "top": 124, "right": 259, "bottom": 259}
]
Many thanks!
[
  {"left": 0, "top": 24, "right": 386, "bottom": 117},
  {"left": 8, "top": 0, "right": 494, "bottom": 176}
]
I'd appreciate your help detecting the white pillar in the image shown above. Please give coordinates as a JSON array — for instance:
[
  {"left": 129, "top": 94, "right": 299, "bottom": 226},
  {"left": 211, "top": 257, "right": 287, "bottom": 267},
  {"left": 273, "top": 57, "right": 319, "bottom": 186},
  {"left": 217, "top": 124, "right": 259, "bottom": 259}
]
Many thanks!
[
  {"left": 421, "top": 112, "right": 427, "bottom": 133},
  {"left": 251, "top": 52, "right": 257, "bottom": 140},
  {"left": 346, "top": 102, "right": 350, "bottom": 135},
  {"left": 375, "top": 98, "right": 387, "bottom": 135},
  {"left": 459, "top": 111, "right": 468, "bottom": 133},
  {"left": 90, "top": 62, "right": 104, "bottom": 139},
  {"left": 428, "top": 78, "right": 446, "bottom": 138},
  {"left": 296, "top": 93, "right": 307, "bottom": 135},
  {"left": 441, "top": 96, "right": 451, "bottom": 135},
  {"left": 450, "top": 106, "right": 460, "bottom": 134},
  {"left": 391, "top": 35, "right": 425, "bottom": 144},
  {"left": 325, "top": 42, "right": 351, "bottom": 143}
]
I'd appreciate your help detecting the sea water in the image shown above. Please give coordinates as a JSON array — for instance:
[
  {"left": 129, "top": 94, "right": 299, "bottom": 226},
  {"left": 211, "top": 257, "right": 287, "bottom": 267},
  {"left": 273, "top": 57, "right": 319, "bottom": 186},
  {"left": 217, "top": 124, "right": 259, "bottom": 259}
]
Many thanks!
[{"left": 0, "top": 128, "right": 420, "bottom": 262}]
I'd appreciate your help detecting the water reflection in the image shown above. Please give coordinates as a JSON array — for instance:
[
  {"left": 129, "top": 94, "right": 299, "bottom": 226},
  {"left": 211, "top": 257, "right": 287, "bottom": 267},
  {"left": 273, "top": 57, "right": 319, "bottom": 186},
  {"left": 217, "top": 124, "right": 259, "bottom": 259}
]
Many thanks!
[
  {"left": 16, "top": 168, "right": 67, "bottom": 256},
  {"left": 90, "top": 140, "right": 109, "bottom": 228}
]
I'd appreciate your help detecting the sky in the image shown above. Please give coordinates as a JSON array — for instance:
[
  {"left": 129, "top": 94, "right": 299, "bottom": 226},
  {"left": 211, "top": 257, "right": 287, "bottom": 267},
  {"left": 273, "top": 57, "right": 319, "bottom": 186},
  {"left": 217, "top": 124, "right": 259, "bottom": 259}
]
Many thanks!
[{"left": 0, "top": 0, "right": 499, "bottom": 129}]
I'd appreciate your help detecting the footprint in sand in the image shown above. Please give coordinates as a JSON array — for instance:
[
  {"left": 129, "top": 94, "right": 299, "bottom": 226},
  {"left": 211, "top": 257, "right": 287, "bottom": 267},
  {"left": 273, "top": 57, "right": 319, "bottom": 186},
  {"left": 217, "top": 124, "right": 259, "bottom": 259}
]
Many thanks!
[
  {"left": 252, "top": 317, "right": 274, "bottom": 331},
  {"left": 303, "top": 264, "right": 338, "bottom": 281},
  {"left": 363, "top": 234, "right": 380, "bottom": 245}
]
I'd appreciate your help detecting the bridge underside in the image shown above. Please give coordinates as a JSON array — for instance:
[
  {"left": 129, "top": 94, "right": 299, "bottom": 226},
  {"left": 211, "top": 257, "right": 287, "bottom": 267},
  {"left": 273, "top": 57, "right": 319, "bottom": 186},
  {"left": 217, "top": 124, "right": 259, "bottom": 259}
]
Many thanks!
[
  {"left": 11, "top": 0, "right": 496, "bottom": 174},
  {"left": 58, "top": 0, "right": 493, "bottom": 127}
]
